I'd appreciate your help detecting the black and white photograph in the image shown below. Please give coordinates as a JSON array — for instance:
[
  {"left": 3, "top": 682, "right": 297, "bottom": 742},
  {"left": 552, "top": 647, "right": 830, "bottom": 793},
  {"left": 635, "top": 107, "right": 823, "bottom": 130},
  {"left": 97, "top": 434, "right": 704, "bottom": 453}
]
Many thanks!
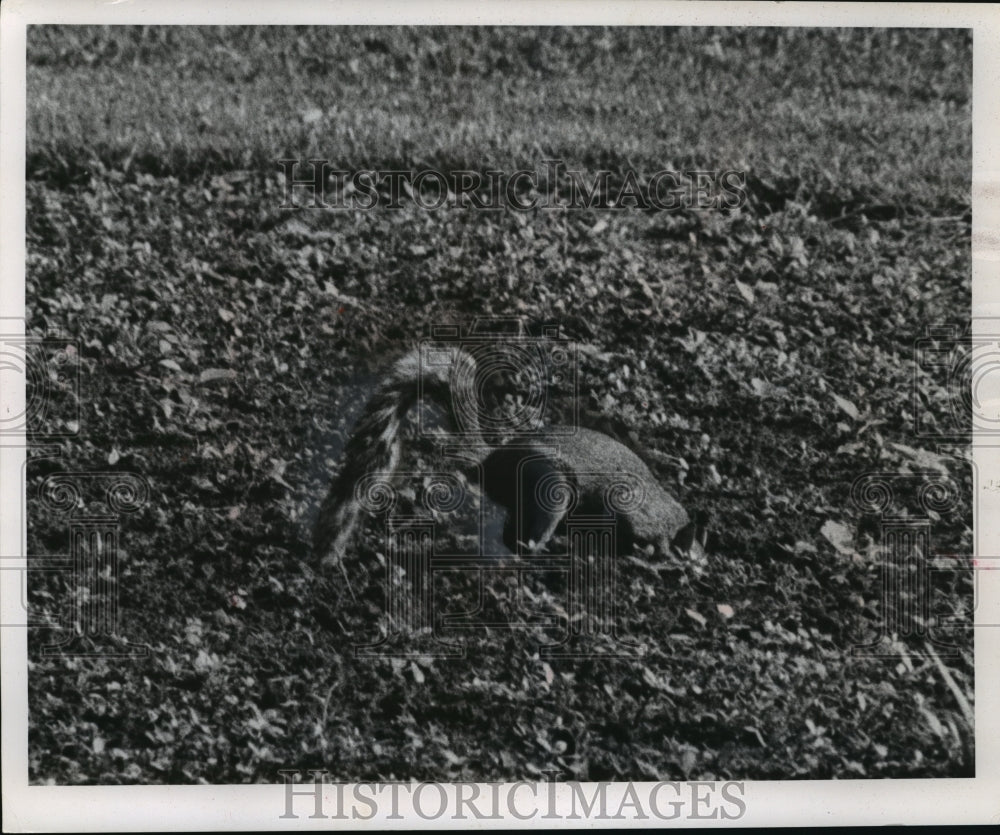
[{"left": 2, "top": 0, "right": 999, "bottom": 829}]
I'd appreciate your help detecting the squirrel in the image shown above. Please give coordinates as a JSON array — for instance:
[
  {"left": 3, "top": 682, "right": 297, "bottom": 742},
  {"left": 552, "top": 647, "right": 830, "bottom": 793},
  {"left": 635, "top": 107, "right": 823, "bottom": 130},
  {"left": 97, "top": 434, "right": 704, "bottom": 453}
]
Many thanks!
[{"left": 313, "top": 345, "right": 706, "bottom": 572}]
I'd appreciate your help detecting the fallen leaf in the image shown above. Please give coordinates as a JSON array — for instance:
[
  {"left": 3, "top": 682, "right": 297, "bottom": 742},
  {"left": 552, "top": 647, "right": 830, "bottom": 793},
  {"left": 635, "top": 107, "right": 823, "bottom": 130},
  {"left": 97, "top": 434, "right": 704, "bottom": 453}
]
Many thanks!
[
  {"left": 836, "top": 441, "right": 864, "bottom": 455},
  {"left": 198, "top": 368, "right": 237, "bottom": 384},
  {"left": 735, "top": 279, "right": 755, "bottom": 304},
  {"left": 832, "top": 393, "right": 860, "bottom": 420},
  {"left": 750, "top": 377, "right": 787, "bottom": 398},
  {"left": 887, "top": 442, "right": 950, "bottom": 474},
  {"left": 821, "top": 520, "right": 855, "bottom": 555},
  {"left": 685, "top": 608, "right": 707, "bottom": 627}
]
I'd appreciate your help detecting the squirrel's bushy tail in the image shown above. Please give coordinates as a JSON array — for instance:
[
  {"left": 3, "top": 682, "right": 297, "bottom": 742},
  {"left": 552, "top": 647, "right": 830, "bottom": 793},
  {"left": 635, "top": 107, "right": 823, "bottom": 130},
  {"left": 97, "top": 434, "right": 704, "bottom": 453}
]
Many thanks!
[
  {"left": 313, "top": 347, "right": 476, "bottom": 569},
  {"left": 313, "top": 352, "right": 420, "bottom": 568}
]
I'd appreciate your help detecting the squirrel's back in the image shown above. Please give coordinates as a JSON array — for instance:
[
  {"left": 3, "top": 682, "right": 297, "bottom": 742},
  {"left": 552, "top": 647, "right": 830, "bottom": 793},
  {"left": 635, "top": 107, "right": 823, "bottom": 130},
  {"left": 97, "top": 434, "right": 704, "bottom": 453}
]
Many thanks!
[{"left": 481, "top": 426, "right": 690, "bottom": 556}]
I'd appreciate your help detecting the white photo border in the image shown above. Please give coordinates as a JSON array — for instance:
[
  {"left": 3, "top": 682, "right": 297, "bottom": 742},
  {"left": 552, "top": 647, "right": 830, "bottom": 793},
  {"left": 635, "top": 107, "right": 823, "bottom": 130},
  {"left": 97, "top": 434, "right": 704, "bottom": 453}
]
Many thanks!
[{"left": 2, "top": 1, "right": 998, "bottom": 829}]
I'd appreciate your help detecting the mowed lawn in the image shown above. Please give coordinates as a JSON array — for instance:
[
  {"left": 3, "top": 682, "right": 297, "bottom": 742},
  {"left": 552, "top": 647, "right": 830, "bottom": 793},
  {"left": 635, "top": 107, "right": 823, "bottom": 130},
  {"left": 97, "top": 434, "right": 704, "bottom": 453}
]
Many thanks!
[{"left": 24, "top": 27, "right": 973, "bottom": 783}]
